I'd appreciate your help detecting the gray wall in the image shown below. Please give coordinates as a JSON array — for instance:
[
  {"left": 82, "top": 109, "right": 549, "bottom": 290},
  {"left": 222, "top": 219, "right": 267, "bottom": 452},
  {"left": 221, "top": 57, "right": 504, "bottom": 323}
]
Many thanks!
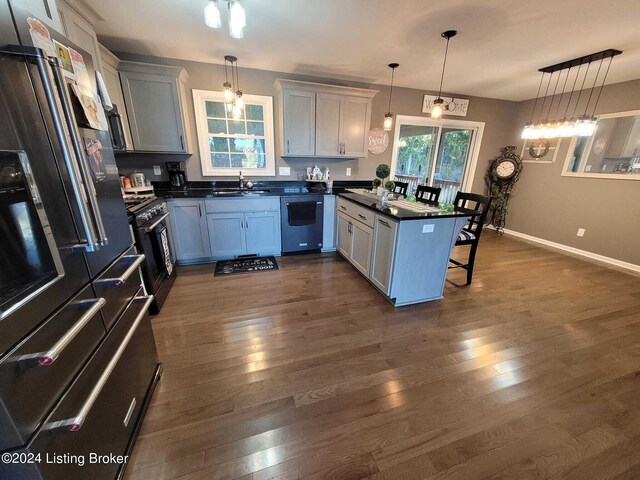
[
  {"left": 113, "top": 52, "right": 518, "bottom": 187},
  {"left": 504, "top": 78, "right": 640, "bottom": 266}
]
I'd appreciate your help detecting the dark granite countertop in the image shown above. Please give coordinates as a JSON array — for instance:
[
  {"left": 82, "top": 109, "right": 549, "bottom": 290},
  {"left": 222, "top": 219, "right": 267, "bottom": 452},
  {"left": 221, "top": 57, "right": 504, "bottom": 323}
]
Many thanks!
[
  {"left": 337, "top": 192, "right": 473, "bottom": 221},
  {"left": 154, "top": 180, "right": 371, "bottom": 199}
]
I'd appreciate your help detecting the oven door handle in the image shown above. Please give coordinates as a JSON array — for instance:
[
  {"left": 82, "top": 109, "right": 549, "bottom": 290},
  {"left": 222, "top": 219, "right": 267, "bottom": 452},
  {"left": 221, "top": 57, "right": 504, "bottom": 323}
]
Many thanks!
[
  {"left": 47, "top": 295, "right": 153, "bottom": 432},
  {"left": 95, "top": 254, "right": 145, "bottom": 287},
  {"left": 143, "top": 212, "right": 169, "bottom": 233}
]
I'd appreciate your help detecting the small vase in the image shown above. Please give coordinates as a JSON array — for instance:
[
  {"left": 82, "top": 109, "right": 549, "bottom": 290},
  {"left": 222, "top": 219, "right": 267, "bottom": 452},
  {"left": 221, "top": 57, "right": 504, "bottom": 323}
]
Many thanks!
[{"left": 376, "top": 186, "right": 385, "bottom": 196}]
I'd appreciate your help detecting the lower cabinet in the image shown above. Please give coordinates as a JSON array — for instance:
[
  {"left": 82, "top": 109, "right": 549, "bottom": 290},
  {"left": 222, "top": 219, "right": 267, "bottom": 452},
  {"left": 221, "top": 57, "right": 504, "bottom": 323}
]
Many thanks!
[
  {"left": 336, "top": 211, "right": 373, "bottom": 277},
  {"left": 370, "top": 215, "right": 398, "bottom": 295},
  {"left": 208, "top": 213, "right": 246, "bottom": 258},
  {"left": 167, "top": 199, "right": 211, "bottom": 263},
  {"left": 245, "top": 212, "right": 281, "bottom": 254}
]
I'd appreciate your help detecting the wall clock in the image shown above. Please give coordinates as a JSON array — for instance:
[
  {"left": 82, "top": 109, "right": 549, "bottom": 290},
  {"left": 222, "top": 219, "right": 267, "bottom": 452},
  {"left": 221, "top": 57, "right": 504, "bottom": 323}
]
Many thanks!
[
  {"left": 368, "top": 127, "right": 389, "bottom": 154},
  {"left": 486, "top": 146, "right": 523, "bottom": 234}
]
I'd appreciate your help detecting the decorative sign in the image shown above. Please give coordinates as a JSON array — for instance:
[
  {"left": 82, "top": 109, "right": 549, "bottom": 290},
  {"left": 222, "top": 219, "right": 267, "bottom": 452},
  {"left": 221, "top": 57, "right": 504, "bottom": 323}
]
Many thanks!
[
  {"left": 422, "top": 95, "right": 469, "bottom": 117},
  {"left": 521, "top": 138, "right": 561, "bottom": 163},
  {"left": 368, "top": 127, "right": 389, "bottom": 154}
]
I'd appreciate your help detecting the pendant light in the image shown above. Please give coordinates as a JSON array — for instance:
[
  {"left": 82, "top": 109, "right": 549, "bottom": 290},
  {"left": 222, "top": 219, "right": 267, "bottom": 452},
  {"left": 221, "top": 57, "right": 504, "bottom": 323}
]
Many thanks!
[
  {"left": 223, "top": 55, "right": 244, "bottom": 118},
  {"left": 383, "top": 63, "right": 399, "bottom": 131},
  {"left": 431, "top": 30, "right": 457, "bottom": 120},
  {"left": 204, "top": 0, "right": 221, "bottom": 28},
  {"left": 205, "top": 0, "right": 246, "bottom": 39},
  {"left": 521, "top": 49, "right": 621, "bottom": 139}
]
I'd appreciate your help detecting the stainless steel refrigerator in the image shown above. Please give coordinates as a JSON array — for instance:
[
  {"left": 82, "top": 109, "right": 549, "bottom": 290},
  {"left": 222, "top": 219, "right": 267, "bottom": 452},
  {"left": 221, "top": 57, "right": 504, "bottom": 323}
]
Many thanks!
[{"left": 0, "top": 1, "right": 161, "bottom": 478}]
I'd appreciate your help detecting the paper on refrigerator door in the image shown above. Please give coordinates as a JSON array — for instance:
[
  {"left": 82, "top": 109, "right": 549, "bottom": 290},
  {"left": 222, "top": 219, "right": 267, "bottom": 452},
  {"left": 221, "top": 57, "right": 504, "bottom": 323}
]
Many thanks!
[{"left": 96, "top": 71, "right": 113, "bottom": 109}]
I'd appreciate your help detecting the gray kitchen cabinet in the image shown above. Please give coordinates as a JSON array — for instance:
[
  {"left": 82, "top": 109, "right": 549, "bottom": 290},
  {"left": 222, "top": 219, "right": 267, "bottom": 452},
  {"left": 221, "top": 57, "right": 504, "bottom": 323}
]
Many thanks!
[
  {"left": 167, "top": 199, "right": 210, "bottom": 263},
  {"left": 245, "top": 212, "right": 280, "bottom": 254},
  {"left": 119, "top": 62, "right": 190, "bottom": 153},
  {"left": 315, "top": 93, "right": 342, "bottom": 157},
  {"left": 13, "top": 0, "right": 63, "bottom": 33},
  {"left": 208, "top": 213, "right": 246, "bottom": 259},
  {"left": 370, "top": 215, "right": 398, "bottom": 295},
  {"left": 57, "top": 0, "right": 101, "bottom": 73},
  {"left": 350, "top": 220, "right": 373, "bottom": 277},
  {"left": 205, "top": 198, "right": 281, "bottom": 260},
  {"left": 322, "top": 195, "right": 336, "bottom": 251},
  {"left": 274, "top": 79, "right": 377, "bottom": 159},
  {"left": 99, "top": 44, "right": 133, "bottom": 149},
  {"left": 336, "top": 212, "right": 352, "bottom": 258},
  {"left": 282, "top": 90, "right": 315, "bottom": 156}
]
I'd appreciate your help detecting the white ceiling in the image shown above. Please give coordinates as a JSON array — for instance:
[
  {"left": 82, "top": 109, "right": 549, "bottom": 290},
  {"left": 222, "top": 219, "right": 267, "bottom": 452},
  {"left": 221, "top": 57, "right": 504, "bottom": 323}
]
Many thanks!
[{"left": 86, "top": 0, "right": 640, "bottom": 101}]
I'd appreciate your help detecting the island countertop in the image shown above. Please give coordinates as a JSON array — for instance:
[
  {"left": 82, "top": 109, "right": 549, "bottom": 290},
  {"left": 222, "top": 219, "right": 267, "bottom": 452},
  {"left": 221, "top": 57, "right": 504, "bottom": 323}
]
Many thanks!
[{"left": 337, "top": 192, "right": 473, "bottom": 221}]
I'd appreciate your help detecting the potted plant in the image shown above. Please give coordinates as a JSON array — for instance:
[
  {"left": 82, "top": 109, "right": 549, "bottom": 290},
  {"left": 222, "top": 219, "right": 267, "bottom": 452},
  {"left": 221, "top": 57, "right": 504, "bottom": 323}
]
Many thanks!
[
  {"left": 372, "top": 177, "right": 382, "bottom": 192},
  {"left": 375, "top": 164, "right": 391, "bottom": 195},
  {"left": 384, "top": 180, "right": 396, "bottom": 194}
]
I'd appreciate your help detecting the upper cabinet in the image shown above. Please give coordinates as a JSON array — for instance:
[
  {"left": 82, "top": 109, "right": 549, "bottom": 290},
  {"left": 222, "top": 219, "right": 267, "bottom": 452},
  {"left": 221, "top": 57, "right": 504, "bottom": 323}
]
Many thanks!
[
  {"left": 98, "top": 44, "right": 133, "bottom": 150},
  {"left": 119, "top": 62, "right": 191, "bottom": 153},
  {"left": 274, "top": 79, "right": 377, "bottom": 159},
  {"left": 57, "top": 0, "right": 102, "bottom": 73},
  {"left": 12, "top": 0, "right": 64, "bottom": 33}
]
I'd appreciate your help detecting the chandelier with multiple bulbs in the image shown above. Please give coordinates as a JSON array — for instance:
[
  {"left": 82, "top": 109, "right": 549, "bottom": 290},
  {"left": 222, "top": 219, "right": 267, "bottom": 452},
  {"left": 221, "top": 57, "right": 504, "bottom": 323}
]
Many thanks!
[
  {"left": 521, "top": 49, "right": 622, "bottom": 140},
  {"left": 223, "top": 55, "right": 244, "bottom": 118},
  {"left": 204, "top": 0, "right": 246, "bottom": 38}
]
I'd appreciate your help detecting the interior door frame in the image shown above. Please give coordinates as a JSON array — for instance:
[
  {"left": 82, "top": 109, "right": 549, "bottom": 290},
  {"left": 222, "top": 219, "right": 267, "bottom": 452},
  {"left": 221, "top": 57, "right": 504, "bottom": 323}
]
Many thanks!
[{"left": 390, "top": 115, "right": 485, "bottom": 193}]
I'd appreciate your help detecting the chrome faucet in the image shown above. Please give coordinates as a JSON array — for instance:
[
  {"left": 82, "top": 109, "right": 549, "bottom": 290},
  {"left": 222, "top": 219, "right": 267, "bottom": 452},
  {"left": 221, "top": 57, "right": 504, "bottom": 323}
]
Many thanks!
[{"left": 239, "top": 171, "right": 245, "bottom": 189}]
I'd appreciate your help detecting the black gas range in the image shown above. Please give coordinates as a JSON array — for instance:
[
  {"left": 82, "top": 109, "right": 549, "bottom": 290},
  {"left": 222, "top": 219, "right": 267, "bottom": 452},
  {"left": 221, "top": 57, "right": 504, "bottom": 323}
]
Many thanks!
[{"left": 124, "top": 195, "right": 176, "bottom": 314}]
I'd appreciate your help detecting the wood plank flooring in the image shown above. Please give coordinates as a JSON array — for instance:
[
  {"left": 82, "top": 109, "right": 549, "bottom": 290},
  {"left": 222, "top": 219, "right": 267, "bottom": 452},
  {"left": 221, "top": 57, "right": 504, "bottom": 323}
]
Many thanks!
[{"left": 125, "top": 232, "right": 640, "bottom": 480}]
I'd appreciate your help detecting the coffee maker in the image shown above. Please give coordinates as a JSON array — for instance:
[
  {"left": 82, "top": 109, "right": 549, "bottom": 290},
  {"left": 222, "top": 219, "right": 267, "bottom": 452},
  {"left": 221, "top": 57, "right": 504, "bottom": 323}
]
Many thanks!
[{"left": 166, "top": 161, "right": 187, "bottom": 188}]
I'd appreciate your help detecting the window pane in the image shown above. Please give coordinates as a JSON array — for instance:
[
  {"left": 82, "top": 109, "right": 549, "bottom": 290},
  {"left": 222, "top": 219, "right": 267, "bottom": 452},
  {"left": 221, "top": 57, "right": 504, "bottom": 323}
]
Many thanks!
[
  {"left": 209, "top": 137, "right": 229, "bottom": 153},
  {"left": 208, "top": 119, "right": 227, "bottom": 134},
  {"left": 228, "top": 120, "right": 246, "bottom": 135},
  {"left": 245, "top": 104, "right": 264, "bottom": 121},
  {"left": 229, "top": 138, "right": 265, "bottom": 155},
  {"left": 206, "top": 101, "right": 226, "bottom": 118},
  {"left": 211, "top": 153, "right": 230, "bottom": 168},
  {"left": 231, "top": 153, "right": 266, "bottom": 169},
  {"left": 247, "top": 121, "right": 265, "bottom": 136}
]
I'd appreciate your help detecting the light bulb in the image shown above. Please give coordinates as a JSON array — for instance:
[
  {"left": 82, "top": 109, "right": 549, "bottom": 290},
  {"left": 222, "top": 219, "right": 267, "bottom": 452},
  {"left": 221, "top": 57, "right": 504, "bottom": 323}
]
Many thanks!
[
  {"left": 235, "top": 91, "right": 244, "bottom": 109},
  {"left": 204, "top": 0, "right": 221, "bottom": 28},
  {"left": 229, "top": 0, "right": 245, "bottom": 38},
  {"left": 223, "top": 82, "right": 233, "bottom": 102},
  {"left": 575, "top": 116, "right": 596, "bottom": 137},
  {"left": 383, "top": 113, "right": 393, "bottom": 131},
  {"left": 521, "top": 123, "right": 533, "bottom": 140},
  {"left": 431, "top": 102, "right": 444, "bottom": 120},
  {"left": 232, "top": 103, "right": 242, "bottom": 119}
]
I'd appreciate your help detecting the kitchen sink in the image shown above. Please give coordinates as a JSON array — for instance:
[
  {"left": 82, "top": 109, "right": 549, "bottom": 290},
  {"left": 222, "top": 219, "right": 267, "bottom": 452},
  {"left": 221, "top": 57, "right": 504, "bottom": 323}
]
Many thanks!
[{"left": 190, "top": 188, "right": 271, "bottom": 195}]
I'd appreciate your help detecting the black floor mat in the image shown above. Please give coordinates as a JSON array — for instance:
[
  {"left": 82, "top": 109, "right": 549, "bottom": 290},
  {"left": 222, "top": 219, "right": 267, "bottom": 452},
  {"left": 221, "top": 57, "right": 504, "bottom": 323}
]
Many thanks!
[{"left": 214, "top": 256, "right": 279, "bottom": 276}]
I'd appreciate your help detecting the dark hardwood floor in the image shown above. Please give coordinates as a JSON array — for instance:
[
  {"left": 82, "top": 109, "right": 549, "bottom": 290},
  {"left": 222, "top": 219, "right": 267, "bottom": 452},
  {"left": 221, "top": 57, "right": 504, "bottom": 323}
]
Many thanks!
[{"left": 125, "top": 232, "right": 640, "bottom": 480}]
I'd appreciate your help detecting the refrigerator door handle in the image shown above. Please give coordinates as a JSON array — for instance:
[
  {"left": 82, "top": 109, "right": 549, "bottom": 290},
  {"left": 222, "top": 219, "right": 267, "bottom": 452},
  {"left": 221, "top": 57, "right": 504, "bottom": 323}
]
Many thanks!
[
  {"left": 94, "top": 254, "right": 145, "bottom": 286},
  {"left": 46, "top": 57, "right": 109, "bottom": 249},
  {"left": 26, "top": 53, "right": 102, "bottom": 252}
]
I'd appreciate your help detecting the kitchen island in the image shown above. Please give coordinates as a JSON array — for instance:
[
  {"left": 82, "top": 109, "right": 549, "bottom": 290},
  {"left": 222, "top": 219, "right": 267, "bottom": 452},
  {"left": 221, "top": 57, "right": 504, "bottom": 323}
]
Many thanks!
[{"left": 336, "top": 192, "right": 471, "bottom": 306}]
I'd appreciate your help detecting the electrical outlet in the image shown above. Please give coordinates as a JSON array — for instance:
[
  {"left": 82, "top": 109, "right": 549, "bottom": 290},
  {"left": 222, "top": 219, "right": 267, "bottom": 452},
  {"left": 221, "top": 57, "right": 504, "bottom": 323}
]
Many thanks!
[
  {"left": 279, "top": 166, "right": 291, "bottom": 176},
  {"left": 422, "top": 224, "right": 435, "bottom": 233},
  {"left": 153, "top": 165, "right": 162, "bottom": 176},
  {"left": 346, "top": 168, "right": 352, "bottom": 176},
  {"left": 577, "top": 228, "right": 586, "bottom": 237}
]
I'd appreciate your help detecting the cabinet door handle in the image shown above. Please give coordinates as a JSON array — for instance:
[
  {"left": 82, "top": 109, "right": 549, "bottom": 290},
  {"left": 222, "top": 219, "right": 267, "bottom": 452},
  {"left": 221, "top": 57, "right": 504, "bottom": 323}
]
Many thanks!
[
  {"left": 340, "top": 205, "right": 347, "bottom": 210},
  {"left": 287, "top": 139, "right": 290, "bottom": 153},
  {"left": 198, "top": 203, "right": 202, "bottom": 217},
  {"left": 358, "top": 213, "right": 367, "bottom": 220},
  {"left": 245, "top": 217, "right": 248, "bottom": 229},
  {"left": 180, "top": 135, "right": 184, "bottom": 150},
  {"left": 378, "top": 219, "right": 391, "bottom": 228}
]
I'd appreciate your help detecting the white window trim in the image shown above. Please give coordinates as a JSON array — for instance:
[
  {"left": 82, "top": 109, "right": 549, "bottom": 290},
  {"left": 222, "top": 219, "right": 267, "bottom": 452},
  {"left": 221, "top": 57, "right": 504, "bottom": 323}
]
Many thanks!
[
  {"left": 390, "top": 115, "right": 485, "bottom": 192},
  {"left": 561, "top": 109, "right": 640, "bottom": 181},
  {"left": 192, "top": 89, "right": 276, "bottom": 177}
]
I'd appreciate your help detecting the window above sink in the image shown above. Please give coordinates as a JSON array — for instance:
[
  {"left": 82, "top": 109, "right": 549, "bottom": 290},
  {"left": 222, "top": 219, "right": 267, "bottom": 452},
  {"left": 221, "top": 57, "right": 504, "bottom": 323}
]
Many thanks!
[{"left": 192, "top": 90, "right": 276, "bottom": 177}]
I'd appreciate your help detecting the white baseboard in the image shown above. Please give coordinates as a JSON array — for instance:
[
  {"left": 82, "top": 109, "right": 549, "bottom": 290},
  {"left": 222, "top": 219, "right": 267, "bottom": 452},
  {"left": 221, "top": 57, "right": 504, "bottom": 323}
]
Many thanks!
[{"left": 489, "top": 226, "right": 640, "bottom": 275}]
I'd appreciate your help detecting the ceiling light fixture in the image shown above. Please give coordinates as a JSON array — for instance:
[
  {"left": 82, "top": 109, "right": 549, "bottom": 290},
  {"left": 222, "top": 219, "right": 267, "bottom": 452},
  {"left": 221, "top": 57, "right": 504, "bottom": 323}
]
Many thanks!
[
  {"left": 204, "top": 0, "right": 221, "bottom": 28},
  {"left": 223, "top": 55, "right": 244, "bottom": 118},
  {"left": 205, "top": 0, "right": 246, "bottom": 39},
  {"left": 521, "top": 49, "right": 622, "bottom": 139},
  {"left": 431, "top": 30, "right": 457, "bottom": 120},
  {"left": 383, "top": 63, "right": 399, "bottom": 131}
]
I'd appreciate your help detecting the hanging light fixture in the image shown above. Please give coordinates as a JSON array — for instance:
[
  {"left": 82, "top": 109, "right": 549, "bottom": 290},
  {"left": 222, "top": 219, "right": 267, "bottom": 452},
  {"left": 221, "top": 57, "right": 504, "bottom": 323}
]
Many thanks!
[
  {"left": 205, "top": 0, "right": 246, "bottom": 39},
  {"left": 431, "top": 30, "right": 457, "bottom": 120},
  {"left": 521, "top": 49, "right": 621, "bottom": 139},
  {"left": 383, "top": 63, "right": 399, "bottom": 131},
  {"left": 223, "top": 55, "right": 244, "bottom": 118}
]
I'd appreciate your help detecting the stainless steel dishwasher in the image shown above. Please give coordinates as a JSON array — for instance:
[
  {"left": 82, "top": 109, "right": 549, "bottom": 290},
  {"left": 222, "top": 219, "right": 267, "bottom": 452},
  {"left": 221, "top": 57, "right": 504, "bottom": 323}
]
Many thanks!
[{"left": 280, "top": 195, "right": 324, "bottom": 253}]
